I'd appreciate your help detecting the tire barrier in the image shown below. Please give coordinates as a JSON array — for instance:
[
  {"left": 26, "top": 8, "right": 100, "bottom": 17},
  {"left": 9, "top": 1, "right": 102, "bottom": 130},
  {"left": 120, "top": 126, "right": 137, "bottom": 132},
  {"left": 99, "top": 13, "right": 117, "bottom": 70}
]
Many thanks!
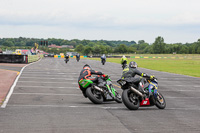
[
  {"left": 0, "top": 54, "right": 43, "bottom": 63},
  {"left": 0, "top": 54, "right": 28, "bottom": 63}
]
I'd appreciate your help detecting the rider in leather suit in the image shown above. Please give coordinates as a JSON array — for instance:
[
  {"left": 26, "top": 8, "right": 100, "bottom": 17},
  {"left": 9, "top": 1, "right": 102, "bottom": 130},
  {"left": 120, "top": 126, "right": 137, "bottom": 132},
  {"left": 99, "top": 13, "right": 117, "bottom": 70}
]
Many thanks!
[
  {"left": 121, "top": 61, "right": 154, "bottom": 93},
  {"left": 78, "top": 64, "right": 105, "bottom": 97}
]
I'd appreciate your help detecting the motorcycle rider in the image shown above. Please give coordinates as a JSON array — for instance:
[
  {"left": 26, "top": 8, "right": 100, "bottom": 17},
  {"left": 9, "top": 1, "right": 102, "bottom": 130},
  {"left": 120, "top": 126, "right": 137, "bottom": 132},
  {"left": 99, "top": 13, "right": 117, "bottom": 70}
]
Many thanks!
[
  {"left": 65, "top": 54, "right": 69, "bottom": 62},
  {"left": 121, "top": 61, "right": 155, "bottom": 94},
  {"left": 121, "top": 55, "right": 128, "bottom": 69},
  {"left": 78, "top": 64, "right": 106, "bottom": 97},
  {"left": 101, "top": 54, "right": 106, "bottom": 64},
  {"left": 76, "top": 53, "right": 80, "bottom": 62}
]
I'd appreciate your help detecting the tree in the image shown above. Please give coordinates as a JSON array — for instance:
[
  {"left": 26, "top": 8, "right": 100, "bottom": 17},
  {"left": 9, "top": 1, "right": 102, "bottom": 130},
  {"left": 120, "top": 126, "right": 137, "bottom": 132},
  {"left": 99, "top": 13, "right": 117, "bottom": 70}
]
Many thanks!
[
  {"left": 99, "top": 45, "right": 106, "bottom": 54},
  {"left": 75, "top": 44, "right": 84, "bottom": 54},
  {"left": 2, "top": 40, "right": 14, "bottom": 47},
  {"left": 93, "top": 45, "right": 101, "bottom": 54},
  {"left": 105, "top": 46, "right": 113, "bottom": 54},
  {"left": 118, "top": 44, "right": 128, "bottom": 53},
  {"left": 152, "top": 36, "right": 165, "bottom": 54},
  {"left": 60, "top": 40, "right": 69, "bottom": 46},
  {"left": 83, "top": 46, "right": 93, "bottom": 55},
  {"left": 128, "top": 46, "right": 137, "bottom": 53},
  {"left": 179, "top": 45, "right": 188, "bottom": 54},
  {"left": 138, "top": 40, "right": 145, "bottom": 44}
]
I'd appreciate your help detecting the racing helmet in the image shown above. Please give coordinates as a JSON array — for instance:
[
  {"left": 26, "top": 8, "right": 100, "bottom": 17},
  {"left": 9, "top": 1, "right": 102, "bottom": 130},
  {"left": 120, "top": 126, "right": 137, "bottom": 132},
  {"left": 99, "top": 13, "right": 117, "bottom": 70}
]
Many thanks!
[
  {"left": 83, "top": 64, "right": 91, "bottom": 70},
  {"left": 129, "top": 61, "right": 138, "bottom": 68}
]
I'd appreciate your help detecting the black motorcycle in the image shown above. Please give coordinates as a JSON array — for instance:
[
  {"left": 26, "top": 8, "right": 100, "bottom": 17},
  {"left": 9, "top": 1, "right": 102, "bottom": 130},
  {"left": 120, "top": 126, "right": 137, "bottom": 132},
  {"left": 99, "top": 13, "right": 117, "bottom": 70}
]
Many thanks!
[
  {"left": 76, "top": 57, "right": 80, "bottom": 62},
  {"left": 65, "top": 58, "right": 69, "bottom": 63},
  {"left": 117, "top": 77, "right": 166, "bottom": 110},
  {"left": 122, "top": 61, "right": 127, "bottom": 69},
  {"left": 101, "top": 58, "right": 106, "bottom": 65}
]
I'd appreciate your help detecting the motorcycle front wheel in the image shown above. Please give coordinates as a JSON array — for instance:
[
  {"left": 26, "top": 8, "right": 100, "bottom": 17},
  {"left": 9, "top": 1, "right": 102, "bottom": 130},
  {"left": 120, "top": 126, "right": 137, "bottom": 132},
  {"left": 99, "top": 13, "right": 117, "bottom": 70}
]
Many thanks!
[
  {"left": 114, "top": 91, "right": 122, "bottom": 103},
  {"left": 86, "top": 87, "right": 103, "bottom": 104},
  {"left": 122, "top": 89, "right": 140, "bottom": 110},
  {"left": 155, "top": 91, "right": 166, "bottom": 109}
]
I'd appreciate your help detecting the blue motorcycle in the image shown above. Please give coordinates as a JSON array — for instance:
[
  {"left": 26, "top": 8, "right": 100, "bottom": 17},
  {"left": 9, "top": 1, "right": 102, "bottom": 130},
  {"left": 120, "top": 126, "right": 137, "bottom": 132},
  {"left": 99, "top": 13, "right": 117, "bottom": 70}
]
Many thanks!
[{"left": 117, "top": 77, "right": 166, "bottom": 110}]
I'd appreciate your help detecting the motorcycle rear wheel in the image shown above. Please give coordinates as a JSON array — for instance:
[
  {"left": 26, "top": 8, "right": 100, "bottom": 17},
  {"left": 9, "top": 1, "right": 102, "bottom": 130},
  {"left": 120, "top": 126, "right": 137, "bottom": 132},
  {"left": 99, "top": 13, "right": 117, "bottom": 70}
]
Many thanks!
[
  {"left": 122, "top": 89, "right": 140, "bottom": 110},
  {"left": 155, "top": 92, "right": 166, "bottom": 109},
  {"left": 86, "top": 87, "right": 103, "bottom": 104}
]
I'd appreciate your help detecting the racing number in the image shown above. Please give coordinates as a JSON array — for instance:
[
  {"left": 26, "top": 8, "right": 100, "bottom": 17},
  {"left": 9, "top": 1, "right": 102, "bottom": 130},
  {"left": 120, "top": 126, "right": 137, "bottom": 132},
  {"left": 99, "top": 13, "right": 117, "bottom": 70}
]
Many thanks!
[{"left": 143, "top": 101, "right": 147, "bottom": 104}]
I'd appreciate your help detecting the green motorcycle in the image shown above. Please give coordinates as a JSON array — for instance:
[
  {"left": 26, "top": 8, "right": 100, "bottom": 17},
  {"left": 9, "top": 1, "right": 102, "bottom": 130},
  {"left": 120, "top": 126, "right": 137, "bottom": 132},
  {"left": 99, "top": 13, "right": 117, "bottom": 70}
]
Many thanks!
[{"left": 79, "top": 75, "right": 122, "bottom": 104}]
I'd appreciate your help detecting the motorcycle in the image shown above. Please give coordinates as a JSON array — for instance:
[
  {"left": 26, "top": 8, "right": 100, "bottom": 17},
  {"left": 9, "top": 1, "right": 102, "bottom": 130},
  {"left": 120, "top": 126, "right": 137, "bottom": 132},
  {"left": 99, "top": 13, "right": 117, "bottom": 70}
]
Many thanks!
[
  {"left": 122, "top": 61, "right": 127, "bottom": 70},
  {"left": 79, "top": 75, "right": 122, "bottom": 104},
  {"left": 117, "top": 77, "right": 166, "bottom": 110},
  {"left": 101, "top": 58, "right": 106, "bottom": 65},
  {"left": 65, "top": 58, "right": 69, "bottom": 63},
  {"left": 76, "top": 57, "right": 80, "bottom": 62}
]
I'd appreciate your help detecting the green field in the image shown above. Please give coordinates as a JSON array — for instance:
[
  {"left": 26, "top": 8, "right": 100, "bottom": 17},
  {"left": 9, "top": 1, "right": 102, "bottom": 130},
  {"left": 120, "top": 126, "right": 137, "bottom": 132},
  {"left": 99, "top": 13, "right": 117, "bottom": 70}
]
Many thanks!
[{"left": 88, "top": 57, "right": 200, "bottom": 77}]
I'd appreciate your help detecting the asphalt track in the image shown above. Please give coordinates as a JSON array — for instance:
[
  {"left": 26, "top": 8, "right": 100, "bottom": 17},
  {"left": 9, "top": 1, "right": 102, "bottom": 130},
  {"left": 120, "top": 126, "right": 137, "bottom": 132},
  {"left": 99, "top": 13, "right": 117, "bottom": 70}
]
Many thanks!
[{"left": 0, "top": 57, "right": 200, "bottom": 133}]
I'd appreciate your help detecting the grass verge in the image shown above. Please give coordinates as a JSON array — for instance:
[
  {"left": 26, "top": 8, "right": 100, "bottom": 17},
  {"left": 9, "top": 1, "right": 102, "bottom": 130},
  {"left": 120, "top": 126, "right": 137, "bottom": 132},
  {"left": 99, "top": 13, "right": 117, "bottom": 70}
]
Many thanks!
[{"left": 88, "top": 58, "right": 200, "bottom": 77}]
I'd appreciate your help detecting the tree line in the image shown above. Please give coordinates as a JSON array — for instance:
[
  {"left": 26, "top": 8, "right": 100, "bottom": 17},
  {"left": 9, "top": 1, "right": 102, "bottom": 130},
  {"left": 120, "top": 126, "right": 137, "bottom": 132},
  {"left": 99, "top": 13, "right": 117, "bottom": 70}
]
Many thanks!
[{"left": 0, "top": 36, "right": 200, "bottom": 55}]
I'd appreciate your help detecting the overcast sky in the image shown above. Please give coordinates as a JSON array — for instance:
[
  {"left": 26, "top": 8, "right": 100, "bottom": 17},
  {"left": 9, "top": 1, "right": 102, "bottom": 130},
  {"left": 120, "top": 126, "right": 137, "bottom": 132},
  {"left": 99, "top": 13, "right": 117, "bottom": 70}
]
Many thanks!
[{"left": 0, "top": 0, "right": 200, "bottom": 43}]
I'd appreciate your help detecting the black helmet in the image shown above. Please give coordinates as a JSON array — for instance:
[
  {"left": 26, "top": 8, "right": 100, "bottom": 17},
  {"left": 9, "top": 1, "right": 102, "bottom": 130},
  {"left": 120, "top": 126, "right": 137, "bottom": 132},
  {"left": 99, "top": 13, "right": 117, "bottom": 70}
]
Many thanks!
[
  {"left": 83, "top": 64, "right": 91, "bottom": 70},
  {"left": 129, "top": 61, "right": 138, "bottom": 68}
]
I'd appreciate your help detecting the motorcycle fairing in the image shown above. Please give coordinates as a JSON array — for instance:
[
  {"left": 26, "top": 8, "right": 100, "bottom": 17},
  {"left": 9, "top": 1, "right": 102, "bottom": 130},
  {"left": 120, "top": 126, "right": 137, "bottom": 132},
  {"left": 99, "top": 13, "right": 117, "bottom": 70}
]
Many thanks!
[
  {"left": 148, "top": 81, "right": 158, "bottom": 95},
  {"left": 140, "top": 98, "right": 150, "bottom": 106},
  {"left": 79, "top": 79, "right": 93, "bottom": 88}
]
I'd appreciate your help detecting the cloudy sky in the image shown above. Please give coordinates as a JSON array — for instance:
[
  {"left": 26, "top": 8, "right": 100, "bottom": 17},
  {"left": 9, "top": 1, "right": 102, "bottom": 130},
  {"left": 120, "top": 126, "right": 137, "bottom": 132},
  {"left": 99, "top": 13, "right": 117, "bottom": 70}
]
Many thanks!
[{"left": 0, "top": 0, "right": 200, "bottom": 43}]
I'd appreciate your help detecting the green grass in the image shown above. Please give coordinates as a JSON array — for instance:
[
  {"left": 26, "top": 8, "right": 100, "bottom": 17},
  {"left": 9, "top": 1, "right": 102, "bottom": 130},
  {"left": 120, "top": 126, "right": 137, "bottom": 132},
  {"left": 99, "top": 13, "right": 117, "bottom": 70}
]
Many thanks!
[{"left": 88, "top": 58, "right": 200, "bottom": 77}]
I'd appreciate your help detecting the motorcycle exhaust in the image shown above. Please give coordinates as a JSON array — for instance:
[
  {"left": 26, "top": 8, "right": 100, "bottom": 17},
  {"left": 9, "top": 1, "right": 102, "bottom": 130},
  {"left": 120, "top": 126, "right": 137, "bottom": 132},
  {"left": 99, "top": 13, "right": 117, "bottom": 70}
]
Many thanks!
[
  {"left": 94, "top": 86, "right": 103, "bottom": 92},
  {"left": 130, "top": 86, "right": 144, "bottom": 97}
]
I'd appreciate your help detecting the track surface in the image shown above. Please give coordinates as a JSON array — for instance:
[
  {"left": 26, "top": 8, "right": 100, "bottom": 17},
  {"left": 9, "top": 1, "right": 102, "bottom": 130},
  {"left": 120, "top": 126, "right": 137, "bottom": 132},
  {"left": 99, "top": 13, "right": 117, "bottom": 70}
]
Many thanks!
[{"left": 0, "top": 58, "right": 200, "bottom": 133}]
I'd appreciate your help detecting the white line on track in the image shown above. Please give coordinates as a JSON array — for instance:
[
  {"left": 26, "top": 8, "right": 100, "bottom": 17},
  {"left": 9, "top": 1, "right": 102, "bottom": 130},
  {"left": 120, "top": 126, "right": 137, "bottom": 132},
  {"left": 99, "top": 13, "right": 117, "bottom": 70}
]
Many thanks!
[
  {"left": 165, "top": 96, "right": 200, "bottom": 99},
  {"left": 15, "top": 86, "right": 79, "bottom": 89},
  {"left": 1, "top": 59, "right": 42, "bottom": 108},
  {"left": 17, "top": 81, "right": 77, "bottom": 84},
  {"left": 161, "top": 90, "right": 200, "bottom": 92},
  {"left": 159, "top": 85, "right": 200, "bottom": 87},
  {"left": 13, "top": 93, "right": 82, "bottom": 96},
  {"left": 5, "top": 105, "right": 200, "bottom": 111},
  {"left": 22, "top": 72, "right": 79, "bottom": 74},
  {"left": 6, "top": 104, "right": 125, "bottom": 109},
  {"left": 21, "top": 75, "right": 78, "bottom": 78},
  {"left": 194, "top": 86, "right": 200, "bottom": 88},
  {"left": 19, "top": 77, "right": 75, "bottom": 80}
]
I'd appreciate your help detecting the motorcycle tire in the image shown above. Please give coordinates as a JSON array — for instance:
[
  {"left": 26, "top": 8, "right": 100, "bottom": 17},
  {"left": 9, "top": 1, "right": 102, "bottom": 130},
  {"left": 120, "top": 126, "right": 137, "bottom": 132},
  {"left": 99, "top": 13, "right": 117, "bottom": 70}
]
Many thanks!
[
  {"left": 122, "top": 89, "right": 140, "bottom": 110},
  {"left": 86, "top": 87, "right": 103, "bottom": 104},
  {"left": 155, "top": 92, "right": 166, "bottom": 109}
]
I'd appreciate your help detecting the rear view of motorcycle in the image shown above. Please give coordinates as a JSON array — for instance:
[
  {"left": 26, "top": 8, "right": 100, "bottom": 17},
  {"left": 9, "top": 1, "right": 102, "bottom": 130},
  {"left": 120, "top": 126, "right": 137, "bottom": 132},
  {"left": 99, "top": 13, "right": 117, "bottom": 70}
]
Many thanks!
[
  {"left": 76, "top": 57, "right": 80, "bottom": 62},
  {"left": 79, "top": 75, "right": 122, "bottom": 104},
  {"left": 101, "top": 54, "right": 106, "bottom": 65},
  {"left": 117, "top": 77, "right": 166, "bottom": 110},
  {"left": 101, "top": 58, "right": 106, "bottom": 65}
]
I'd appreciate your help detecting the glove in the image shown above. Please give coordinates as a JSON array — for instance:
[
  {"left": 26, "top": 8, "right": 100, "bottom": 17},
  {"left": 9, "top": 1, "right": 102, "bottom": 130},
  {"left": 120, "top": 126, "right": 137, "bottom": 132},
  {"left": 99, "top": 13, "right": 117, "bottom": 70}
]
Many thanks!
[{"left": 150, "top": 75, "right": 155, "bottom": 79}]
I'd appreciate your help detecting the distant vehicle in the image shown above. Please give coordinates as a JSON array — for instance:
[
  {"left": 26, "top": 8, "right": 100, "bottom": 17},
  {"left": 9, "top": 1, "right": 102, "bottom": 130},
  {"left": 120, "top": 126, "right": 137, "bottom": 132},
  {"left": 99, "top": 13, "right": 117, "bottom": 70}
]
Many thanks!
[{"left": 101, "top": 54, "right": 106, "bottom": 65}]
